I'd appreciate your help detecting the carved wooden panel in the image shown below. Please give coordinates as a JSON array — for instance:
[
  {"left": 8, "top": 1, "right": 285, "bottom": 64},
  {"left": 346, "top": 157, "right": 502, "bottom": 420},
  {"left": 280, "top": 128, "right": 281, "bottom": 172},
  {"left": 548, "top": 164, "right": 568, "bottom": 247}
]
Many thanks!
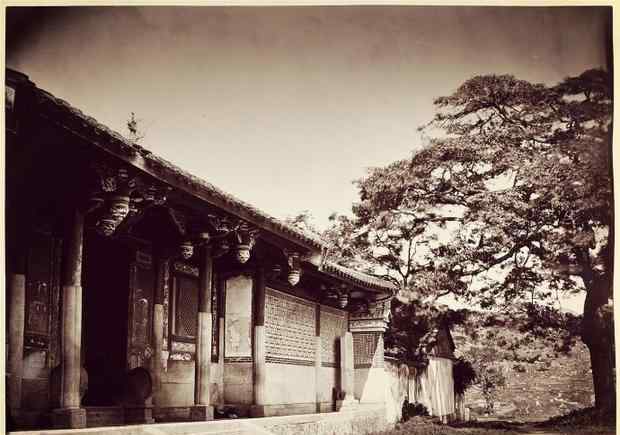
[
  {"left": 320, "top": 305, "right": 348, "bottom": 367},
  {"left": 265, "top": 288, "right": 316, "bottom": 365},
  {"left": 127, "top": 251, "right": 154, "bottom": 369},
  {"left": 25, "top": 232, "right": 59, "bottom": 358}
]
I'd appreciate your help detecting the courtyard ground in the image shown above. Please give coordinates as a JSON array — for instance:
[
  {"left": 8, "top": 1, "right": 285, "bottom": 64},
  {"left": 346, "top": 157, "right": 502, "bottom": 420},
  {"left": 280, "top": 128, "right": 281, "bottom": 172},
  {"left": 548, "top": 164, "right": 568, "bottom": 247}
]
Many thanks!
[
  {"left": 370, "top": 419, "right": 615, "bottom": 435},
  {"left": 370, "top": 408, "right": 616, "bottom": 435}
]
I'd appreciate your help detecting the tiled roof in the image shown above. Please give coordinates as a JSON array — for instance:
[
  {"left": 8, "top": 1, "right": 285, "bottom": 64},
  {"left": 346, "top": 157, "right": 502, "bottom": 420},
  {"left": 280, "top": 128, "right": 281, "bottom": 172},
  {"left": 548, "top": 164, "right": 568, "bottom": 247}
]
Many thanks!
[
  {"left": 321, "top": 261, "right": 398, "bottom": 294},
  {"left": 10, "top": 68, "right": 396, "bottom": 296},
  {"left": 29, "top": 80, "right": 325, "bottom": 251}
]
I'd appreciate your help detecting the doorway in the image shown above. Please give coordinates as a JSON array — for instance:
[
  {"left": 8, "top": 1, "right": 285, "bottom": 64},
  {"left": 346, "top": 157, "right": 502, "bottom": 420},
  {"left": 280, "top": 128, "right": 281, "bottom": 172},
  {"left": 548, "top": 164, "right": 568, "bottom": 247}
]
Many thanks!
[{"left": 82, "top": 230, "right": 131, "bottom": 406}]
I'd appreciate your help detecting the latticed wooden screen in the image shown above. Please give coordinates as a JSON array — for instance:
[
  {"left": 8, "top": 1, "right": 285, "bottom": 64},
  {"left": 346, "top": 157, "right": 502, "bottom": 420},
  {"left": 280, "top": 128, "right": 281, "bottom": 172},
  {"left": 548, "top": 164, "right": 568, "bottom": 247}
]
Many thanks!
[{"left": 174, "top": 274, "right": 198, "bottom": 338}]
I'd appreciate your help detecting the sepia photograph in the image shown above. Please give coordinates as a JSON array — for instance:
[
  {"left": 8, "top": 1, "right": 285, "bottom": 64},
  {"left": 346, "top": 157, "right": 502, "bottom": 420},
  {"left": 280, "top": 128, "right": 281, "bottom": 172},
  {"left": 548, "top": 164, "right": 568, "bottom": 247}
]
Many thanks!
[{"left": 4, "top": 5, "right": 614, "bottom": 435}]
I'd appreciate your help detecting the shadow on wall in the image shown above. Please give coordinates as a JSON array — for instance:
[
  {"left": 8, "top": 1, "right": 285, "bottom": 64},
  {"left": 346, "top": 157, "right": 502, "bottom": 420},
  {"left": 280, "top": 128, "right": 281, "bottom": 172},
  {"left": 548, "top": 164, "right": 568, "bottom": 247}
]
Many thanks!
[{"left": 385, "top": 356, "right": 456, "bottom": 424}]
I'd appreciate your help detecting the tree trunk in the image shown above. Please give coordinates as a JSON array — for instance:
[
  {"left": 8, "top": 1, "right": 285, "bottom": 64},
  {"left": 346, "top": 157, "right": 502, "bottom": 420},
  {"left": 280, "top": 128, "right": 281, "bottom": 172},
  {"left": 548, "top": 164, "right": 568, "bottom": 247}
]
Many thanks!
[
  {"left": 587, "top": 341, "right": 615, "bottom": 412},
  {"left": 580, "top": 274, "right": 615, "bottom": 413}
]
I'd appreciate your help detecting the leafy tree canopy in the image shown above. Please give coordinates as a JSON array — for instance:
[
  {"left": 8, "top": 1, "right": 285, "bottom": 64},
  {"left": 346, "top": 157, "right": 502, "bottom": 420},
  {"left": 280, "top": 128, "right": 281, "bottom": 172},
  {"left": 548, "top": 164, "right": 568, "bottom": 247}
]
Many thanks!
[{"left": 309, "top": 69, "right": 613, "bottom": 409}]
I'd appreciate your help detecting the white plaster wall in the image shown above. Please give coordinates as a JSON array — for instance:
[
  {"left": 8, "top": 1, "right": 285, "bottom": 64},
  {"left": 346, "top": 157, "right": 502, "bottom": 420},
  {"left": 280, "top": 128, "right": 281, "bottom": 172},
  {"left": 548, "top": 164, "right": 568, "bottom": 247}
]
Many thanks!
[
  {"left": 159, "top": 360, "right": 195, "bottom": 407},
  {"left": 428, "top": 356, "right": 455, "bottom": 417},
  {"left": 209, "top": 361, "right": 223, "bottom": 404},
  {"left": 264, "top": 363, "right": 316, "bottom": 405},
  {"left": 354, "top": 366, "right": 387, "bottom": 404},
  {"left": 317, "top": 366, "right": 338, "bottom": 403},
  {"left": 224, "top": 362, "right": 253, "bottom": 404},
  {"left": 415, "top": 356, "right": 455, "bottom": 417},
  {"left": 384, "top": 360, "right": 413, "bottom": 424}
]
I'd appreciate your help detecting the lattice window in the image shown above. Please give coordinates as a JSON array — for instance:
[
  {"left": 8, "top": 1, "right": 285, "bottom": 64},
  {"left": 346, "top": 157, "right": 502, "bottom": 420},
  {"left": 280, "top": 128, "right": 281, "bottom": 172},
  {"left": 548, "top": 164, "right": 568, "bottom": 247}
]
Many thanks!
[
  {"left": 172, "top": 272, "right": 199, "bottom": 339},
  {"left": 353, "top": 332, "right": 383, "bottom": 368}
]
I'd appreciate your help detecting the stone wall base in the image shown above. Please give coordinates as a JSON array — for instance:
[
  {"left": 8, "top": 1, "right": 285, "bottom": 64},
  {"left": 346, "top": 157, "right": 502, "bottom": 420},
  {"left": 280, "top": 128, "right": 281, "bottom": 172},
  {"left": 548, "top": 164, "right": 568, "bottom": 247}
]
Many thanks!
[
  {"left": 153, "top": 406, "right": 191, "bottom": 422},
  {"left": 316, "top": 401, "right": 336, "bottom": 413},
  {"left": 51, "top": 408, "right": 87, "bottom": 429},
  {"left": 190, "top": 405, "right": 214, "bottom": 421},
  {"left": 84, "top": 406, "right": 124, "bottom": 427},
  {"left": 124, "top": 405, "right": 155, "bottom": 424},
  {"left": 250, "top": 402, "right": 316, "bottom": 417},
  {"left": 336, "top": 398, "right": 360, "bottom": 412}
]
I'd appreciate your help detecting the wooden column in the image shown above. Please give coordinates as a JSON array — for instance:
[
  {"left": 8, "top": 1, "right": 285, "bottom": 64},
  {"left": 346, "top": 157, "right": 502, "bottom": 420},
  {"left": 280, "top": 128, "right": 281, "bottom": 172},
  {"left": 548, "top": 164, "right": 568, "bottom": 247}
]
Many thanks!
[
  {"left": 250, "top": 267, "right": 267, "bottom": 416},
  {"left": 6, "top": 213, "right": 28, "bottom": 419},
  {"left": 52, "top": 208, "right": 87, "bottom": 428},
  {"left": 191, "top": 244, "right": 214, "bottom": 420},
  {"left": 7, "top": 270, "right": 26, "bottom": 415},
  {"left": 217, "top": 278, "right": 226, "bottom": 398},
  {"left": 314, "top": 305, "right": 322, "bottom": 412},
  {"left": 151, "top": 256, "right": 166, "bottom": 407}
]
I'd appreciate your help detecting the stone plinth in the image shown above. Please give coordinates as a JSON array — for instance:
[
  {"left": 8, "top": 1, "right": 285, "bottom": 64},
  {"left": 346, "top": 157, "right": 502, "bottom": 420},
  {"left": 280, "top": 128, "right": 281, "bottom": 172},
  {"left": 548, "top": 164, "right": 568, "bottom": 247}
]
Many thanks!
[
  {"left": 51, "top": 408, "right": 87, "bottom": 429},
  {"left": 340, "top": 332, "right": 355, "bottom": 401},
  {"left": 190, "top": 404, "right": 214, "bottom": 421}
]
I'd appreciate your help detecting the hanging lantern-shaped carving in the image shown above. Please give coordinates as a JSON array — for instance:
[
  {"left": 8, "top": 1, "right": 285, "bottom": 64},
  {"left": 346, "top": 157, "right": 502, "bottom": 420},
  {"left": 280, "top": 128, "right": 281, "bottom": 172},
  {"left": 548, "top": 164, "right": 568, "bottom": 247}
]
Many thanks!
[
  {"left": 287, "top": 269, "right": 301, "bottom": 286},
  {"left": 232, "top": 223, "right": 259, "bottom": 264},
  {"left": 235, "top": 244, "right": 252, "bottom": 264},
  {"left": 180, "top": 240, "right": 194, "bottom": 259},
  {"left": 97, "top": 216, "right": 118, "bottom": 236},
  {"left": 109, "top": 195, "right": 131, "bottom": 221},
  {"left": 338, "top": 292, "right": 349, "bottom": 308},
  {"left": 283, "top": 249, "right": 302, "bottom": 286}
]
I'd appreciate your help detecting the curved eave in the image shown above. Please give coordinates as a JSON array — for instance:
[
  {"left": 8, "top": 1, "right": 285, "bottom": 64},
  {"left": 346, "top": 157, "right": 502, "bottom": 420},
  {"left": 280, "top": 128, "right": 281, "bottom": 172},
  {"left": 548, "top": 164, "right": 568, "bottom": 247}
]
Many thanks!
[
  {"left": 319, "top": 261, "right": 397, "bottom": 300},
  {"left": 16, "top": 72, "right": 325, "bottom": 254}
]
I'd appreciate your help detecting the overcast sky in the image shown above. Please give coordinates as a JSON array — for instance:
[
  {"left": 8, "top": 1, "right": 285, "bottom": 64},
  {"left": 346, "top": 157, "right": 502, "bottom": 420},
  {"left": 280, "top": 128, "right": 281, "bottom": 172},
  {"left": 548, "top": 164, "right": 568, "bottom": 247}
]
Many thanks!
[{"left": 7, "top": 6, "right": 611, "bottom": 313}]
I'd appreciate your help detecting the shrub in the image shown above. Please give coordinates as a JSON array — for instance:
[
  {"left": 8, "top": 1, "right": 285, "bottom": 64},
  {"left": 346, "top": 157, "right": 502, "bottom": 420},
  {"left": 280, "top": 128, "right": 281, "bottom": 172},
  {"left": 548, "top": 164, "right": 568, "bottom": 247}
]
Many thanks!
[{"left": 402, "top": 400, "right": 429, "bottom": 422}]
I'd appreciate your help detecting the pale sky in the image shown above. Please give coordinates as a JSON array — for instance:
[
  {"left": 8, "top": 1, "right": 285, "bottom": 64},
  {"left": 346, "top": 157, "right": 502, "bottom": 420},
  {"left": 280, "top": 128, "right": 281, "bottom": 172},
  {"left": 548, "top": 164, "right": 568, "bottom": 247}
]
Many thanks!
[
  {"left": 7, "top": 6, "right": 610, "bottom": 228},
  {"left": 6, "top": 6, "right": 610, "bottom": 313}
]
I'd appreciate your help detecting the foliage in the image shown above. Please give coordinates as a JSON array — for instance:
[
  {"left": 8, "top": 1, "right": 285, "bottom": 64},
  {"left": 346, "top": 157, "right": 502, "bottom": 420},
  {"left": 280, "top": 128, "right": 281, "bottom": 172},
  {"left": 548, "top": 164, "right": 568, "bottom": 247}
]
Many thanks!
[
  {"left": 321, "top": 68, "right": 612, "bottom": 408},
  {"left": 401, "top": 401, "right": 429, "bottom": 422},
  {"left": 477, "top": 365, "right": 506, "bottom": 415},
  {"left": 464, "top": 346, "right": 507, "bottom": 414},
  {"left": 370, "top": 418, "right": 525, "bottom": 435},
  {"left": 453, "top": 357, "right": 477, "bottom": 396},
  {"left": 383, "top": 297, "right": 440, "bottom": 365}
]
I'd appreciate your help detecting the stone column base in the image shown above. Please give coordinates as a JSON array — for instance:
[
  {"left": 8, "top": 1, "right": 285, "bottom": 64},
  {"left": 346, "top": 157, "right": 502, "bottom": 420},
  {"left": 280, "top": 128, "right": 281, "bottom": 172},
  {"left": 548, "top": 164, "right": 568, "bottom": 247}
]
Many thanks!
[
  {"left": 124, "top": 405, "right": 155, "bottom": 424},
  {"left": 52, "top": 408, "right": 87, "bottom": 429},
  {"left": 190, "top": 404, "right": 214, "bottom": 421}
]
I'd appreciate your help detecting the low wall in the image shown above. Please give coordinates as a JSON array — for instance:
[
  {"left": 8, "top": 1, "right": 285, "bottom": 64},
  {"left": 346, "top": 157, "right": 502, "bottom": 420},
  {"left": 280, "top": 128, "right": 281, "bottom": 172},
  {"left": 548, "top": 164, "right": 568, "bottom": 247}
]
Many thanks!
[
  {"left": 384, "top": 357, "right": 456, "bottom": 423},
  {"left": 11, "top": 406, "right": 392, "bottom": 435},
  {"left": 415, "top": 356, "right": 455, "bottom": 419},
  {"left": 384, "top": 359, "right": 415, "bottom": 424}
]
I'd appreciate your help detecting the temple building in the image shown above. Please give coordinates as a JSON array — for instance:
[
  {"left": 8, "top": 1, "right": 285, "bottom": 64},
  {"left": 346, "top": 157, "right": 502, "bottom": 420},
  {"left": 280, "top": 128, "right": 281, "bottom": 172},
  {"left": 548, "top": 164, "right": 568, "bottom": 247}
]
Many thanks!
[{"left": 5, "top": 69, "right": 397, "bottom": 431}]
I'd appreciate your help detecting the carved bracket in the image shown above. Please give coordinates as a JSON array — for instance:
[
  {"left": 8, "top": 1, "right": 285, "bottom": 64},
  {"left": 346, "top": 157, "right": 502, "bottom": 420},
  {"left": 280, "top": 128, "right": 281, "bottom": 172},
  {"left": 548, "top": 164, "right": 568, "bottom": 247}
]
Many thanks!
[
  {"left": 90, "top": 161, "right": 170, "bottom": 236},
  {"left": 232, "top": 222, "right": 260, "bottom": 264}
]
